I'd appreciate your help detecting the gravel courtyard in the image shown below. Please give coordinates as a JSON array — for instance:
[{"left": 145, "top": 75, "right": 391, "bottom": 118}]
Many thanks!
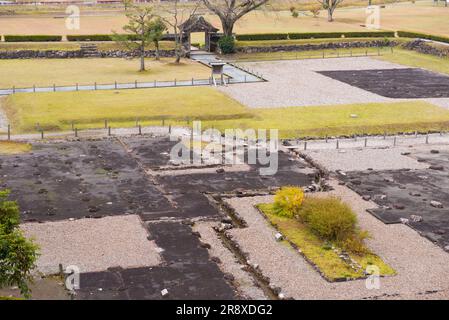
[
  {"left": 220, "top": 57, "right": 449, "bottom": 111},
  {"left": 21, "top": 215, "right": 162, "bottom": 275},
  {"left": 224, "top": 182, "right": 449, "bottom": 299},
  {"left": 220, "top": 57, "right": 405, "bottom": 108}
]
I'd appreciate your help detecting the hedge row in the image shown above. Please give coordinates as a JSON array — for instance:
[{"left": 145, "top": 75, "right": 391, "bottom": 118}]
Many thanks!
[
  {"left": 67, "top": 34, "right": 115, "bottom": 41},
  {"left": 397, "top": 31, "right": 449, "bottom": 44},
  {"left": 1, "top": 34, "right": 177, "bottom": 42},
  {"left": 4, "top": 35, "right": 63, "bottom": 42},
  {"left": 66, "top": 34, "right": 180, "bottom": 42},
  {"left": 236, "top": 31, "right": 395, "bottom": 41}
]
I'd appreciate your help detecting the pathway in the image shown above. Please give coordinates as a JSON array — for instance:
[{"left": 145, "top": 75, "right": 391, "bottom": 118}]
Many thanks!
[{"left": 190, "top": 50, "right": 263, "bottom": 83}]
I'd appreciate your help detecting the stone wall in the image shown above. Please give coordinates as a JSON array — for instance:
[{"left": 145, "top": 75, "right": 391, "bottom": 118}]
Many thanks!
[
  {"left": 402, "top": 40, "right": 449, "bottom": 58},
  {"left": 0, "top": 49, "right": 176, "bottom": 59},
  {"left": 236, "top": 40, "right": 398, "bottom": 54}
]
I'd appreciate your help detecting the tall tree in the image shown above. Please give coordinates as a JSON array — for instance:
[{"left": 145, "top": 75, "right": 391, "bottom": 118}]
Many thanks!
[
  {"left": 149, "top": 18, "right": 167, "bottom": 61},
  {"left": 317, "top": 0, "right": 344, "bottom": 22},
  {"left": 202, "top": 0, "right": 270, "bottom": 37},
  {"left": 161, "top": 0, "right": 200, "bottom": 64},
  {"left": 113, "top": 5, "right": 158, "bottom": 72}
]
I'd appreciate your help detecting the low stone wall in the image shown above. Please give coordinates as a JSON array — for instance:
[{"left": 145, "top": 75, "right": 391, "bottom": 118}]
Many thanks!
[
  {"left": 0, "top": 49, "right": 176, "bottom": 59},
  {"left": 236, "top": 40, "right": 398, "bottom": 54},
  {"left": 402, "top": 40, "right": 449, "bottom": 58}
]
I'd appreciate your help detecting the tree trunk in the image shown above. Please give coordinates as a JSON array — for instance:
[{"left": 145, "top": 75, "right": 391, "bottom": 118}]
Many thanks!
[
  {"left": 140, "top": 43, "right": 145, "bottom": 72},
  {"left": 155, "top": 41, "right": 160, "bottom": 61},
  {"left": 328, "top": 8, "right": 334, "bottom": 22},
  {"left": 221, "top": 18, "right": 235, "bottom": 37}
]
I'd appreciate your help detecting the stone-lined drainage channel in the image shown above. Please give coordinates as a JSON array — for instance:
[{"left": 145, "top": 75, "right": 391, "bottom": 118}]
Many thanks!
[{"left": 208, "top": 192, "right": 281, "bottom": 300}]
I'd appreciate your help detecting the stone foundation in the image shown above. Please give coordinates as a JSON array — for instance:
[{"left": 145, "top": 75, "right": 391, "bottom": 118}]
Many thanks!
[
  {"left": 0, "top": 49, "right": 176, "bottom": 59},
  {"left": 402, "top": 40, "right": 449, "bottom": 58},
  {"left": 236, "top": 40, "right": 397, "bottom": 54}
]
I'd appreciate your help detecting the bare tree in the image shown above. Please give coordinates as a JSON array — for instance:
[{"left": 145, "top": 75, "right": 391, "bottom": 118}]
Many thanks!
[
  {"left": 317, "top": 0, "right": 344, "bottom": 22},
  {"left": 161, "top": 0, "right": 200, "bottom": 64},
  {"left": 202, "top": 0, "right": 270, "bottom": 37},
  {"left": 113, "top": 5, "right": 158, "bottom": 72}
]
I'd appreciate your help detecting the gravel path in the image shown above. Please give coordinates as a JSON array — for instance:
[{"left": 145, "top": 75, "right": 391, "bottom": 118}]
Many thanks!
[
  {"left": 193, "top": 221, "right": 267, "bottom": 300},
  {"left": 21, "top": 215, "right": 162, "bottom": 275},
  {"left": 0, "top": 97, "right": 8, "bottom": 131},
  {"left": 225, "top": 181, "right": 449, "bottom": 299},
  {"left": 219, "top": 57, "right": 406, "bottom": 108},
  {"left": 302, "top": 147, "right": 429, "bottom": 171}
]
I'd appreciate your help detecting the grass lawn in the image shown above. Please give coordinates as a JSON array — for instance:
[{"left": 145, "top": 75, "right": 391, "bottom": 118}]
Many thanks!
[
  {"left": 257, "top": 201, "right": 395, "bottom": 281},
  {"left": 227, "top": 46, "right": 394, "bottom": 62},
  {"left": 3, "top": 87, "right": 449, "bottom": 137},
  {"left": 0, "top": 58, "right": 211, "bottom": 89},
  {"left": 205, "top": 101, "right": 449, "bottom": 138},
  {"left": 0, "top": 141, "right": 32, "bottom": 154},
  {"left": 2, "top": 88, "right": 253, "bottom": 133},
  {"left": 376, "top": 48, "right": 449, "bottom": 76}
]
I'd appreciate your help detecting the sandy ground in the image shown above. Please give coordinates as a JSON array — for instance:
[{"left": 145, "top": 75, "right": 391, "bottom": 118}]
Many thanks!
[
  {"left": 219, "top": 57, "right": 407, "bottom": 108},
  {"left": 21, "top": 215, "right": 162, "bottom": 275},
  {"left": 225, "top": 181, "right": 449, "bottom": 299}
]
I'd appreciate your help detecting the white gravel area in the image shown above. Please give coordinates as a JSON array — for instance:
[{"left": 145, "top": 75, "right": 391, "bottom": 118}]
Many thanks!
[
  {"left": 21, "top": 215, "right": 162, "bottom": 275},
  {"left": 288, "top": 132, "right": 449, "bottom": 151},
  {"left": 219, "top": 57, "right": 406, "bottom": 108},
  {"left": 193, "top": 221, "right": 267, "bottom": 300},
  {"left": 302, "top": 147, "right": 429, "bottom": 171},
  {"left": 423, "top": 98, "right": 449, "bottom": 110},
  {"left": 225, "top": 181, "right": 449, "bottom": 299},
  {"left": 0, "top": 97, "right": 8, "bottom": 131}
]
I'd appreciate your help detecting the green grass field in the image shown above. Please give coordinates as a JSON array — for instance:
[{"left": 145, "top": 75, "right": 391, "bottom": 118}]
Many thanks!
[
  {"left": 377, "top": 48, "right": 449, "bottom": 75},
  {"left": 0, "top": 58, "right": 211, "bottom": 89},
  {"left": 3, "top": 87, "right": 449, "bottom": 138}
]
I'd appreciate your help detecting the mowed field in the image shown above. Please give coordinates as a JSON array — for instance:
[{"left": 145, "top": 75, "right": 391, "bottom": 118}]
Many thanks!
[
  {"left": 4, "top": 88, "right": 449, "bottom": 138},
  {"left": 0, "top": 58, "right": 211, "bottom": 88},
  {"left": 0, "top": 1, "right": 448, "bottom": 37}
]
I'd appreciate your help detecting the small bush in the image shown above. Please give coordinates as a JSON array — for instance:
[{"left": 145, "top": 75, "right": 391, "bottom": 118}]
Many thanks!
[
  {"left": 0, "top": 190, "right": 39, "bottom": 298},
  {"left": 4, "top": 35, "right": 62, "bottom": 42},
  {"left": 218, "top": 35, "right": 236, "bottom": 54},
  {"left": 292, "top": 10, "right": 299, "bottom": 18},
  {"left": 341, "top": 230, "right": 371, "bottom": 255},
  {"left": 273, "top": 186, "right": 304, "bottom": 218},
  {"left": 298, "top": 197, "right": 357, "bottom": 242}
]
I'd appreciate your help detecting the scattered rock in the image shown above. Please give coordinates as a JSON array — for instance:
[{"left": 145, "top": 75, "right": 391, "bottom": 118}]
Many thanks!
[
  {"left": 216, "top": 168, "right": 225, "bottom": 174},
  {"left": 362, "top": 195, "right": 371, "bottom": 201},
  {"left": 274, "top": 233, "right": 283, "bottom": 242},
  {"left": 393, "top": 204, "right": 405, "bottom": 210},
  {"left": 224, "top": 273, "right": 235, "bottom": 282},
  {"left": 161, "top": 288, "right": 169, "bottom": 297},
  {"left": 429, "top": 165, "right": 444, "bottom": 171},
  {"left": 430, "top": 150, "right": 440, "bottom": 154},
  {"left": 211, "top": 256, "right": 222, "bottom": 264},
  {"left": 400, "top": 218, "right": 409, "bottom": 224},
  {"left": 410, "top": 215, "right": 423, "bottom": 223},
  {"left": 430, "top": 201, "right": 443, "bottom": 208}
]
